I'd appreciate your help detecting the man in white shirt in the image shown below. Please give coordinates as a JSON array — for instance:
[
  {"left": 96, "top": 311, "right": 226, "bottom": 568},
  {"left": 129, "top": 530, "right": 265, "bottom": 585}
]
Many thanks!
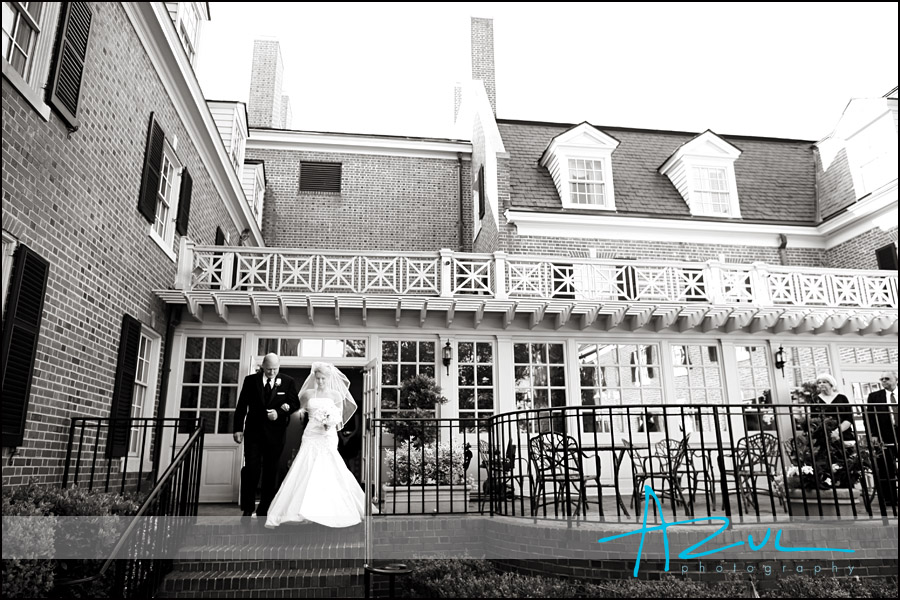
[{"left": 866, "top": 371, "right": 898, "bottom": 509}]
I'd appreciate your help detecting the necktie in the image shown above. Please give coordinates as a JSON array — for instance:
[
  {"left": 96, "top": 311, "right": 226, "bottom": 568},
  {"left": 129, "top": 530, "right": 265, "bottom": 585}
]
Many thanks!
[{"left": 265, "top": 378, "right": 272, "bottom": 393}]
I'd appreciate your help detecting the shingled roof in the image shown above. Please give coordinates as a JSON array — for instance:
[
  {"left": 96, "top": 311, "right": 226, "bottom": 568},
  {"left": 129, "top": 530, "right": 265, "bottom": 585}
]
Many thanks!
[{"left": 498, "top": 120, "right": 818, "bottom": 224}]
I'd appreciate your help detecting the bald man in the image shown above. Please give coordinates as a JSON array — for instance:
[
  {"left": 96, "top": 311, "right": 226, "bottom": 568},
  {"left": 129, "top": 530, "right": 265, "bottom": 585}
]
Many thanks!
[
  {"left": 233, "top": 353, "right": 301, "bottom": 518},
  {"left": 866, "top": 371, "right": 898, "bottom": 508}
]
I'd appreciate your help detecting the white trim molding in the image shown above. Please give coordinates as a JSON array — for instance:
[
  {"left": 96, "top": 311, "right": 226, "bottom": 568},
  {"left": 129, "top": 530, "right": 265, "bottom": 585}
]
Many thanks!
[
  {"left": 247, "top": 129, "right": 472, "bottom": 160},
  {"left": 122, "top": 3, "right": 263, "bottom": 246}
]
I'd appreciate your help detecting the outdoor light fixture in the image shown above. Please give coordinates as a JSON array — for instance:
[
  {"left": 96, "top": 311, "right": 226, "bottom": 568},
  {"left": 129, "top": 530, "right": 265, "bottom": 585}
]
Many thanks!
[
  {"left": 774, "top": 345, "right": 786, "bottom": 377},
  {"left": 442, "top": 341, "right": 453, "bottom": 376}
]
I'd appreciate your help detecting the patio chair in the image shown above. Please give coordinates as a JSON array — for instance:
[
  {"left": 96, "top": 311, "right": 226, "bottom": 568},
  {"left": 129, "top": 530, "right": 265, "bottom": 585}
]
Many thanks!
[
  {"left": 734, "top": 432, "right": 783, "bottom": 512},
  {"left": 623, "top": 433, "right": 693, "bottom": 514},
  {"left": 478, "top": 439, "right": 528, "bottom": 513},
  {"left": 528, "top": 432, "right": 601, "bottom": 517}
]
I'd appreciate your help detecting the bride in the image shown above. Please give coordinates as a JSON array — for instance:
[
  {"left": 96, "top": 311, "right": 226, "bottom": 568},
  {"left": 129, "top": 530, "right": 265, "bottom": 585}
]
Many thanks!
[{"left": 265, "top": 362, "right": 369, "bottom": 528}]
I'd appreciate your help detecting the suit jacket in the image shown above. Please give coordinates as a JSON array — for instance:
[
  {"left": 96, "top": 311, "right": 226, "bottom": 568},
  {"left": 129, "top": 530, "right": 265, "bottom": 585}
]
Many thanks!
[
  {"left": 866, "top": 388, "right": 899, "bottom": 448},
  {"left": 233, "top": 371, "right": 301, "bottom": 443}
]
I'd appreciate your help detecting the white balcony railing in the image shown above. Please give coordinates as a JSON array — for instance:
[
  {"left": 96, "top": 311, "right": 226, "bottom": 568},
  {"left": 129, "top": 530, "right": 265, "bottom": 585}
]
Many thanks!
[{"left": 175, "top": 241, "right": 898, "bottom": 309}]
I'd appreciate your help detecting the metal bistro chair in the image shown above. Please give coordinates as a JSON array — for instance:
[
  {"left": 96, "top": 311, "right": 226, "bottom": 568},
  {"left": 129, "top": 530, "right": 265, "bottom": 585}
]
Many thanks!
[
  {"left": 528, "top": 432, "right": 601, "bottom": 517},
  {"left": 478, "top": 439, "right": 528, "bottom": 513},
  {"left": 734, "top": 432, "right": 783, "bottom": 512},
  {"left": 624, "top": 433, "right": 693, "bottom": 515}
]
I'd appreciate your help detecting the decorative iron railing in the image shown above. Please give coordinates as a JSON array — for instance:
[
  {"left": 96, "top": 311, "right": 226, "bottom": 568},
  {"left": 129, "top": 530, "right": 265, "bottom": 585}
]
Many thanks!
[
  {"left": 55, "top": 419, "right": 205, "bottom": 597},
  {"left": 370, "top": 404, "right": 898, "bottom": 521},
  {"left": 175, "top": 242, "right": 898, "bottom": 308}
]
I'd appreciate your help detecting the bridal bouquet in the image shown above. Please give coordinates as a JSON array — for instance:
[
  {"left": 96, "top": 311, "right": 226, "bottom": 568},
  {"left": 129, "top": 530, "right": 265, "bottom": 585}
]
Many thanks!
[{"left": 311, "top": 405, "right": 342, "bottom": 431}]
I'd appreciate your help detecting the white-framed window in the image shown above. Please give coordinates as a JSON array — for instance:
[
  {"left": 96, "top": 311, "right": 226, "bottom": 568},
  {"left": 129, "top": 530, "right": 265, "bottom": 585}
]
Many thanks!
[
  {"left": 148, "top": 141, "right": 182, "bottom": 257},
  {"left": 568, "top": 158, "right": 607, "bottom": 207},
  {"left": 380, "top": 340, "right": 436, "bottom": 419},
  {"left": 671, "top": 343, "right": 726, "bottom": 434},
  {"left": 256, "top": 336, "right": 367, "bottom": 359},
  {"left": 691, "top": 166, "right": 731, "bottom": 215},
  {"left": 514, "top": 342, "right": 566, "bottom": 433},
  {"left": 539, "top": 123, "right": 620, "bottom": 211},
  {"left": 1, "top": 230, "right": 18, "bottom": 318},
  {"left": 125, "top": 328, "right": 161, "bottom": 471},
  {"left": 181, "top": 336, "right": 243, "bottom": 435},
  {"left": 457, "top": 341, "right": 495, "bottom": 432},
  {"left": 1, "top": 1, "right": 61, "bottom": 118},
  {"left": 176, "top": 1, "right": 200, "bottom": 64},
  {"left": 735, "top": 345, "right": 775, "bottom": 433}
]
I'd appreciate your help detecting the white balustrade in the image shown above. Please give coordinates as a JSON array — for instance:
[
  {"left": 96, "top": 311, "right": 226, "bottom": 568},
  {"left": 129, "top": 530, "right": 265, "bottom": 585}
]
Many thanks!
[{"left": 177, "top": 244, "right": 897, "bottom": 309}]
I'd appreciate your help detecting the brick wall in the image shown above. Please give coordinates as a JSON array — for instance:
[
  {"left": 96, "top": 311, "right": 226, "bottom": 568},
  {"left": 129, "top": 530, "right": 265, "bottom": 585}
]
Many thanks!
[
  {"left": 1, "top": 2, "right": 240, "bottom": 487},
  {"left": 373, "top": 515, "right": 898, "bottom": 581},
  {"left": 248, "top": 148, "right": 466, "bottom": 251},
  {"left": 495, "top": 233, "right": 826, "bottom": 266},
  {"left": 826, "top": 226, "right": 899, "bottom": 270}
]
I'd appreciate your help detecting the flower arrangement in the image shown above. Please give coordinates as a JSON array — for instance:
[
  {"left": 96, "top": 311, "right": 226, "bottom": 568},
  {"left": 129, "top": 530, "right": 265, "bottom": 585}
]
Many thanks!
[
  {"left": 311, "top": 404, "right": 342, "bottom": 431},
  {"left": 781, "top": 414, "right": 871, "bottom": 493},
  {"left": 384, "top": 440, "right": 472, "bottom": 486}
]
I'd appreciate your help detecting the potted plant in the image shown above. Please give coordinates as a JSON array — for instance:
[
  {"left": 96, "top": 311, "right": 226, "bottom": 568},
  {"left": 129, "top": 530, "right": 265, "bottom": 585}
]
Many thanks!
[
  {"left": 776, "top": 412, "right": 872, "bottom": 518},
  {"left": 381, "top": 375, "right": 471, "bottom": 513}
]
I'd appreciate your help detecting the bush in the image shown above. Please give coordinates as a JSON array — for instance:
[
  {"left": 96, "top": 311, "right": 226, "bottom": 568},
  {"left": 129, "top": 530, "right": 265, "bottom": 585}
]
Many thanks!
[
  {"left": 1, "top": 482, "right": 144, "bottom": 599},
  {"left": 384, "top": 441, "right": 471, "bottom": 485},
  {"left": 758, "top": 575, "right": 897, "bottom": 598}
]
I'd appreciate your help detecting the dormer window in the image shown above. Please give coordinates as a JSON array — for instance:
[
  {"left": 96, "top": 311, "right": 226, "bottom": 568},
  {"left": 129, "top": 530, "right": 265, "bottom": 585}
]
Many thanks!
[
  {"left": 659, "top": 130, "right": 742, "bottom": 218},
  {"left": 167, "top": 2, "right": 208, "bottom": 66},
  {"left": 539, "top": 123, "right": 619, "bottom": 211}
]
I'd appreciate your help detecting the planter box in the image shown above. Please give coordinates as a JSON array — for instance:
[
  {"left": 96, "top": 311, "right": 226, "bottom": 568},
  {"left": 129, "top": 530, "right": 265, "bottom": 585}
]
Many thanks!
[
  {"left": 382, "top": 485, "right": 471, "bottom": 514},
  {"left": 787, "top": 486, "right": 865, "bottom": 518}
]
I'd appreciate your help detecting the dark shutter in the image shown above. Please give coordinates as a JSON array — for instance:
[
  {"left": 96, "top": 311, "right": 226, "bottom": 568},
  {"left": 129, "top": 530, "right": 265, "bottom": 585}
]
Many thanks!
[
  {"left": 138, "top": 113, "right": 165, "bottom": 224},
  {"left": 176, "top": 168, "right": 193, "bottom": 236},
  {"left": 876, "top": 243, "right": 898, "bottom": 271},
  {"left": 299, "top": 162, "right": 341, "bottom": 193},
  {"left": 477, "top": 165, "right": 486, "bottom": 219},
  {"left": 1, "top": 244, "right": 50, "bottom": 447},
  {"left": 107, "top": 315, "right": 142, "bottom": 458},
  {"left": 215, "top": 226, "right": 226, "bottom": 246},
  {"left": 47, "top": 2, "right": 93, "bottom": 129}
]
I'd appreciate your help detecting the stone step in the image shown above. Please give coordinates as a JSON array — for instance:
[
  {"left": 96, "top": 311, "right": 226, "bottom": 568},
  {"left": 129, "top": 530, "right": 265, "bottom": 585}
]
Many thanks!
[
  {"left": 173, "top": 557, "right": 362, "bottom": 572},
  {"left": 158, "top": 566, "right": 364, "bottom": 598},
  {"left": 174, "top": 544, "right": 364, "bottom": 562}
]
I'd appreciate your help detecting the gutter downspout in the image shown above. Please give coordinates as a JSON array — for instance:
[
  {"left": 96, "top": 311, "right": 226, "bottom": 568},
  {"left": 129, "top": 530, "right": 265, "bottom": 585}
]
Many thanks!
[
  {"left": 152, "top": 304, "right": 182, "bottom": 479},
  {"left": 778, "top": 234, "right": 788, "bottom": 266},
  {"left": 457, "top": 152, "right": 464, "bottom": 250}
]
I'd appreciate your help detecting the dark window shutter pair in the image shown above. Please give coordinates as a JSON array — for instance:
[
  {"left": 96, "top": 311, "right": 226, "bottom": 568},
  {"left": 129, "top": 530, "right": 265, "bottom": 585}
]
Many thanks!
[
  {"left": 137, "top": 114, "right": 193, "bottom": 235},
  {"left": 299, "top": 162, "right": 341, "bottom": 193},
  {"left": 477, "top": 165, "right": 486, "bottom": 220},
  {"left": 1, "top": 245, "right": 50, "bottom": 447},
  {"left": 47, "top": 2, "right": 93, "bottom": 130},
  {"left": 107, "top": 315, "right": 143, "bottom": 458}
]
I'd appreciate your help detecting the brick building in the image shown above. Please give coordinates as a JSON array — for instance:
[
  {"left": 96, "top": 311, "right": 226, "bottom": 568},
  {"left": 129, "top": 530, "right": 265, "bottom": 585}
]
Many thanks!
[
  {"left": 1, "top": 2, "right": 262, "bottom": 487},
  {"left": 2, "top": 9, "right": 897, "bottom": 511}
]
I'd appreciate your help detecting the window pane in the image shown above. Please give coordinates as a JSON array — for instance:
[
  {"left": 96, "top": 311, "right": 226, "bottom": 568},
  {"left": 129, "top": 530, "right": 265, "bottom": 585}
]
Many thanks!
[
  {"left": 186, "top": 337, "right": 204, "bottom": 359},
  {"left": 224, "top": 338, "right": 242, "bottom": 359},
  {"left": 205, "top": 338, "right": 222, "bottom": 359},
  {"left": 281, "top": 338, "right": 300, "bottom": 356}
]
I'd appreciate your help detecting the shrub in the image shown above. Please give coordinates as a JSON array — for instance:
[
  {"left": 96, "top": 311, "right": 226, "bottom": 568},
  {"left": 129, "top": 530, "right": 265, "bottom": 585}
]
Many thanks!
[
  {"left": 758, "top": 574, "right": 897, "bottom": 598},
  {"left": 1, "top": 482, "right": 144, "bottom": 599},
  {"left": 384, "top": 441, "right": 471, "bottom": 485}
]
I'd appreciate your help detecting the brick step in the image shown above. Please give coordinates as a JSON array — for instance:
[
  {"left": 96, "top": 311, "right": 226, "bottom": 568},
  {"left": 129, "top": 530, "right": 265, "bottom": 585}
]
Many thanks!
[
  {"left": 158, "top": 566, "right": 364, "bottom": 598},
  {"left": 175, "top": 544, "right": 364, "bottom": 562},
  {"left": 173, "top": 557, "right": 362, "bottom": 572},
  {"left": 172, "top": 523, "right": 366, "bottom": 549}
]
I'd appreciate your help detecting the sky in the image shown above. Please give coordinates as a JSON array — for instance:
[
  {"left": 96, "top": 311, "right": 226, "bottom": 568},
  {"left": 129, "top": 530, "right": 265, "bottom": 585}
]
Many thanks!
[{"left": 195, "top": 2, "right": 898, "bottom": 141}]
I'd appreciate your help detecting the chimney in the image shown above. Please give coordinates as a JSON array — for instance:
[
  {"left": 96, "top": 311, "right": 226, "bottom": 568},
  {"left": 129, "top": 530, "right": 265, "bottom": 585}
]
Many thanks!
[
  {"left": 453, "top": 83, "right": 462, "bottom": 123},
  {"left": 471, "top": 17, "right": 496, "bottom": 115},
  {"left": 248, "top": 40, "right": 284, "bottom": 128}
]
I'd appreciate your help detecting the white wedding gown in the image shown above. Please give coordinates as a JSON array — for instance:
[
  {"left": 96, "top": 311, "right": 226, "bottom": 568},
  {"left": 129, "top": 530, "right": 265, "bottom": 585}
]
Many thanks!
[{"left": 265, "top": 397, "right": 368, "bottom": 528}]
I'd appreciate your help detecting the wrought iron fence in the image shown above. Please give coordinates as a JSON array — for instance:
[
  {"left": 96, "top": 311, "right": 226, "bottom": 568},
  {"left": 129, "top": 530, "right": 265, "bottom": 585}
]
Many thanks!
[
  {"left": 55, "top": 420, "right": 205, "bottom": 597},
  {"left": 62, "top": 417, "right": 202, "bottom": 494},
  {"left": 371, "top": 404, "right": 898, "bottom": 521}
]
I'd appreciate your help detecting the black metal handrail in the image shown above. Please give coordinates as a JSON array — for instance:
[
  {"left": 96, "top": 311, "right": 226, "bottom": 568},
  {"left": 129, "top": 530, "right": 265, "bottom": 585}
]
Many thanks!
[{"left": 55, "top": 420, "right": 206, "bottom": 597}]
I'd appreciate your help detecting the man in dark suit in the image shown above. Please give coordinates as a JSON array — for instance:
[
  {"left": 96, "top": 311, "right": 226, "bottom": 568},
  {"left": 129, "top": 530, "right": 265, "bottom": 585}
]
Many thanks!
[
  {"left": 233, "top": 353, "right": 301, "bottom": 518},
  {"left": 866, "top": 371, "right": 898, "bottom": 508}
]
